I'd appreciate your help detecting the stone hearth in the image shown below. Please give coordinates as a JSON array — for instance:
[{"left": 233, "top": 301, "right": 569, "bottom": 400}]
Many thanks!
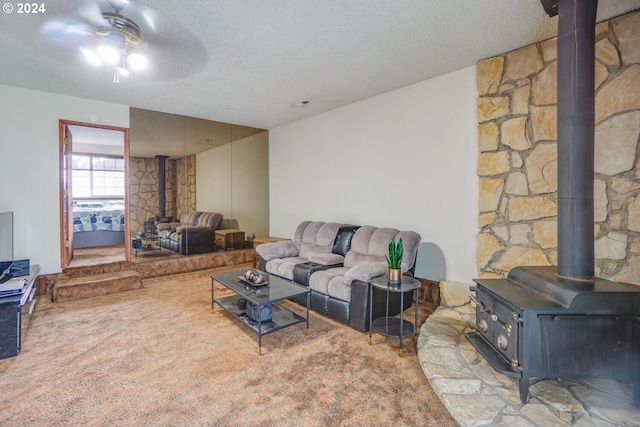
[{"left": 417, "top": 282, "right": 640, "bottom": 426}]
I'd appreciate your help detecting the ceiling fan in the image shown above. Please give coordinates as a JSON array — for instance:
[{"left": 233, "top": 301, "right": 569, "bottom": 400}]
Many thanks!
[
  {"left": 30, "top": 0, "right": 208, "bottom": 83},
  {"left": 40, "top": 0, "right": 153, "bottom": 83}
]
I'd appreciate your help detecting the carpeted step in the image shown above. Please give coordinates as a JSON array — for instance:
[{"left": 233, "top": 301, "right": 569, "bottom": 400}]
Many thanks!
[
  {"left": 53, "top": 270, "right": 142, "bottom": 303},
  {"left": 62, "top": 261, "right": 131, "bottom": 279}
]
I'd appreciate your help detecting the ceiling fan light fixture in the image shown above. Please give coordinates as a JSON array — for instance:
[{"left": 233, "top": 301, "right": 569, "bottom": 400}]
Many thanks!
[
  {"left": 127, "top": 52, "right": 147, "bottom": 70},
  {"left": 80, "top": 47, "right": 102, "bottom": 66},
  {"left": 116, "top": 65, "right": 130, "bottom": 77},
  {"left": 96, "top": 44, "right": 120, "bottom": 64}
]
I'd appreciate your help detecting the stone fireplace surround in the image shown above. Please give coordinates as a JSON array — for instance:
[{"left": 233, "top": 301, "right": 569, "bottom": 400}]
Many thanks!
[
  {"left": 417, "top": 9, "right": 640, "bottom": 426},
  {"left": 476, "top": 9, "right": 640, "bottom": 285}
]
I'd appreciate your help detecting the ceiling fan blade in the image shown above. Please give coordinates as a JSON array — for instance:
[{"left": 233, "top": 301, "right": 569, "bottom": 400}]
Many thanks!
[
  {"left": 77, "top": 0, "right": 109, "bottom": 27},
  {"left": 39, "top": 18, "right": 95, "bottom": 48}
]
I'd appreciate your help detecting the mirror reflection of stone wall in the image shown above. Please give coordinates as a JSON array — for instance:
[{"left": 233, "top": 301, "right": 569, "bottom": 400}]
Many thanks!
[
  {"left": 176, "top": 155, "right": 197, "bottom": 219},
  {"left": 129, "top": 155, "right": 197, "bottom": 234},
  {"left": 129, "top": 108, "right": 268, "bottom": 239}
]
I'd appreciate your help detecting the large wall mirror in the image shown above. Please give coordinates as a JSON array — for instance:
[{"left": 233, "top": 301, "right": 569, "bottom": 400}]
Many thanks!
[{"left": 129, "top": 108, "right": 269, "bottom": 241}]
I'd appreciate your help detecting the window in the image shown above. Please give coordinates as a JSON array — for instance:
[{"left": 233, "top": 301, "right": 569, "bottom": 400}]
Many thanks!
[{"left": 72, "top": 154, "right": 125, "bottom": 198}]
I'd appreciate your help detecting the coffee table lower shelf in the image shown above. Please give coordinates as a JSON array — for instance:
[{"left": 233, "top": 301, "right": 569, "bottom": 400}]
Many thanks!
[{"left": 213, "top": 295, "right": 307, "bottom": 354}]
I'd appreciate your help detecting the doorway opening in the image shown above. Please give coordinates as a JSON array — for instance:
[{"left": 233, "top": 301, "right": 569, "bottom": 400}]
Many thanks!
[{"left": 59, "top": 120, "right": 130, "bottom": 268}]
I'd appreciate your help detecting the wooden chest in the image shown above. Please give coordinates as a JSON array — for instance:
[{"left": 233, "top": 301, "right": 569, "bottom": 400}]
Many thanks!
[{"left": 215, "top": 229, "right": 245, "bottom": 250}]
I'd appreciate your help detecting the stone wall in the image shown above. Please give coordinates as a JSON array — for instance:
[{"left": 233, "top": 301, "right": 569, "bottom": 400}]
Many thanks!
[
  {"left": 476, "top": 10, "right": 640, "bottom": 285},
  {"left": 129, "top": 157, "right": 159, "bottom": 234},
  {"left": 129, "top": 156, "right": 196, "bottom": 234}
]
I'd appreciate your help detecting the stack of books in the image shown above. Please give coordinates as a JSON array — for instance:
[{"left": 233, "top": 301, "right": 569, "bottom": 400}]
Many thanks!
[{"left": 0, "top": 276, "right": 27, "bottom": 298}]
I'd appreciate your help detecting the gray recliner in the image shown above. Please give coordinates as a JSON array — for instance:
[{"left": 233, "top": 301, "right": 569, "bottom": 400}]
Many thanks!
[
  {"left": 156, "top": 211, "right": 223, "bottom": 255},
  {"left": 256, "top": 220, "right": 343, "bottom": 280},
  {"left": 257, "top": 221, "right": 422, "bottom": 332},
  {"left": 308, "top": 225, "right": 422, "bottom": 331}
]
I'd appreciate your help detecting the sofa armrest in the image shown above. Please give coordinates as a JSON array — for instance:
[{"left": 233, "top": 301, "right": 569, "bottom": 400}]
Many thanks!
[
  {"left": 308, "top": 253, "right": 344, "bottom": 266},
  {"left": 344, "top": 263, "right": 387, "bottom": 285},
  {"left": 157, "top": 222, "right": 180, "bottom": 232},
  {"left": 255, "top": 240, "right": 299, "bottom": 261},
  {"left": 176, "top": 225, "right": 211, "bottom": 234},
  {"left": 349, "top": 280, "right": 370, "bottom": 332}
]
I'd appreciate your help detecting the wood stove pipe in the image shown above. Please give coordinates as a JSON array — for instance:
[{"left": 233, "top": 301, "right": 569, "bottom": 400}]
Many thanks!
[
  {"left": 546, "top": 0, "right": 598, "bottom": 281},
  {"left": 155, "top": 155, "right": 169, "bottom": 220}
]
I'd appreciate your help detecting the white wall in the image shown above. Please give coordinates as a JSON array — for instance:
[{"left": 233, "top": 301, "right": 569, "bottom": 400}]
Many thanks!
[
  {"left": 268, "top": 66, "right": 479, "bottom": 283},
  {"left": 0, "top": 84, "right": 129, "bottom": 275}
]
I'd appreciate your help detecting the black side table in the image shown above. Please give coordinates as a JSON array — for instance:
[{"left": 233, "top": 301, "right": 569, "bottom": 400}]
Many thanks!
[{"left": 368, "top": 275, "right": 420, "bottom": 357}]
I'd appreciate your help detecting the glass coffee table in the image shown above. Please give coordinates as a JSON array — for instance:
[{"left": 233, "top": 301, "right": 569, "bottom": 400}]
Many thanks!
[
  {"left": 211, "top": 270, "right": 310, "bottom": 354},
  {"left": 131, "top": 233, "right": 161, "bottom": 257}
]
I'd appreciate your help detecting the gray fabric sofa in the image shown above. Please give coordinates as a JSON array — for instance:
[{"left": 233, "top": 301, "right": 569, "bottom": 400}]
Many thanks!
[
  {"left": 157, "top": 211, "right": 223, "bottom": 255},
  {"left": 256, "top": 221, "right": 421, "bottom": 332},
  {"left": 258, "top": 221, "right": 345, "bottom": 280}
]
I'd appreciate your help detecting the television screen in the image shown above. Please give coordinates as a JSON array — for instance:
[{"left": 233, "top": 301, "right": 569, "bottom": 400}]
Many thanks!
[{"left": 0, "top": 211, "right": 13, "bottom": 262}]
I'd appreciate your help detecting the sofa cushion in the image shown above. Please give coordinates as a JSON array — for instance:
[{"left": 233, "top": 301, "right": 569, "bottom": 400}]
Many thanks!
[
  {"left": 345, "top": 226, "right": 421, "bottom": 272},
  {"left": 308, "top": 253, "right": 344, "bottom": 266},
  {"left": 344, "top": 262, "right": 387, "bottom": 285},
  {"left": 180, "top": 212, "right": 202, "bottom": 226},
  {"left": 309, "top": 267, "right": 348, "bottom": 296},
  {"left": 298, "top": 222, "right": 341, "bottom": 259},
  {"left": 344, "top": 251, "right": 386, "bottom": 268},
  {"left": 176, "top": 225, "right": 212, "bottom": 234},
  {"left": 265, "top": 256, "right": 308, "bottom": 280},
  {"left": 348, "top": 225, "right": 377, "bottom": 254},
  {"left": 196, "top": 212, "right": 223, "bottom": 230},
  {"left": 397, "top": 230, "right": 421, "bottom": 272},
  {"left": 157, "top": 222, "right": 180, "bottom": 232},
  {"left": 327, "top": 278, "right": 352, "bottom": 302},
  {"left": 258, "top": 220, "right": 341, "bottom": 265},
  {"left": 256, "top": 240, "right": 300, "bottom": 262},
  {"left": 158, "top": 229, "right": 172, "bottom": 239}
]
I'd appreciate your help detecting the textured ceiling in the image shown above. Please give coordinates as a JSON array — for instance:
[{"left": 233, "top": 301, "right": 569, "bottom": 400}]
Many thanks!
[{"left": 1, "top": 0, "right": 639, "bottom": 130}]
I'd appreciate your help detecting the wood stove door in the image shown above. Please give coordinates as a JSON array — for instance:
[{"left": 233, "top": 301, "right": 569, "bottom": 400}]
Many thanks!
[
  {"left": 474, "top": 289, "right": 493, "bottom": 342},
  {"left": 474, "top": 290, "right": 520, "bottom": 367},
  {"left": 492, "top": 299, "right": 519, "bottom": 365}
]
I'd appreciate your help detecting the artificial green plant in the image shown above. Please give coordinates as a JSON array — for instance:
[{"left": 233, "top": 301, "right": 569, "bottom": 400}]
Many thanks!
[{"left": 385, "top": 236, "right": 403, "bottom": 269}]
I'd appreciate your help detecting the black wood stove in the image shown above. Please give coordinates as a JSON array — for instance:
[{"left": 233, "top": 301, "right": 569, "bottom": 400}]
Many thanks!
[
  {"left": 466, "top": 0, "right": 640, "bottom": 406},
  {"left": 467, "top": 266, "right": 640, "bottom": 404}
]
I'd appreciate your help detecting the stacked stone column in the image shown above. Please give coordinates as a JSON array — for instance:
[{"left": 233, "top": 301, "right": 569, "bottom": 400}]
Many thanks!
[{"left": 476, "top": 10, "right": 640, "bottom": 284}]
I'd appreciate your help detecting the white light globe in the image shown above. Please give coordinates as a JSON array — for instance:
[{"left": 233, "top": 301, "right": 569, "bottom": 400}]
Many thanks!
[
  {"left": 79, "top": 47, "right": 101, "bottom": 66},
  {"left": 127, "top": 53, "right": 148, "bottom": 71},
  {"left": 96, "top": 44, "right": 120, "bottom": 65},
  {"left": 116, "top": 66, "right": 130, "bottom": 77}
]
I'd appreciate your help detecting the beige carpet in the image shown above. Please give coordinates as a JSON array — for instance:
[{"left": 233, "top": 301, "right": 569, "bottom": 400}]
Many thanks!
[{"left": 0, "top": 267, "right": 455, "bottom": 426}]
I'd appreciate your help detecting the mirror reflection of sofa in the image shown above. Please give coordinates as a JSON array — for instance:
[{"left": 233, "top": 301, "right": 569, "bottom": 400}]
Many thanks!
[
  {"left": 157, "top": 211, "right": 224, "bottom": 255},
  {"left": 256, "top": 220, "right": 421, "bottom": 332}
]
